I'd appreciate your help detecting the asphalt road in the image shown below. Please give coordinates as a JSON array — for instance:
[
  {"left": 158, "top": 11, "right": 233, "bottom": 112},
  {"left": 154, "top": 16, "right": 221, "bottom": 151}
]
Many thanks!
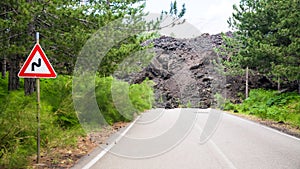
[{"left": 73, "top": 108, "right": 300, "bottom": 169}]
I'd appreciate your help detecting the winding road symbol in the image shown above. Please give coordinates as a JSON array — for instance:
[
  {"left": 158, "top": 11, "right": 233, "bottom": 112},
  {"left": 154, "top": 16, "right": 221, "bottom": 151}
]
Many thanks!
[{"left": 31, "top": 58, "right": 42, "bottom": 71}]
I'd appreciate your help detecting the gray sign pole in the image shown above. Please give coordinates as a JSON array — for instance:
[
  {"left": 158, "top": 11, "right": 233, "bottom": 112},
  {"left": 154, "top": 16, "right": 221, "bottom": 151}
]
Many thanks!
[{"left": 36, "top": 32, "right": 41, "bottom": 164}]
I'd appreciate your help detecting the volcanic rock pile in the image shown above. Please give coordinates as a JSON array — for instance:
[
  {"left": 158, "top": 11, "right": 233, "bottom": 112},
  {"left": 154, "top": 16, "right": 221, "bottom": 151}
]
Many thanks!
[
  {"left": 119, "top": 32, "right": 279, "bottom": 109},
  {"left": 124, "top": 34, "right": 227, "bottom": 109}
]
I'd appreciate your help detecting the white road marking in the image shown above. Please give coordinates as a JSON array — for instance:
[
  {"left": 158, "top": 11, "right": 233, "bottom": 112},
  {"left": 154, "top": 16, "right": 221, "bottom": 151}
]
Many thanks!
[
  {"left": 195, "top": 124, "right": 237, "bottom": 169},
  {"left": 81, "top": 116, "right": 141, "bottom": 169}
]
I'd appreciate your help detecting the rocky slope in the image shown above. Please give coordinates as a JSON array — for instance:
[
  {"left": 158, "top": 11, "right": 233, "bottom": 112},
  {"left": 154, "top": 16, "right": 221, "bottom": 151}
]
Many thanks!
[{"left": 120, "top": 33, "right": 283, "bottom": 109}]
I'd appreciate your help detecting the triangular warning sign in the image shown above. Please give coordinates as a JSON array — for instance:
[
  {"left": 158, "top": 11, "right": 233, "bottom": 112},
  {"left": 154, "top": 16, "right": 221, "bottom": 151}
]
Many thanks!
[{"left": 18, "top": 43, "right": 57, "bottom": 78}]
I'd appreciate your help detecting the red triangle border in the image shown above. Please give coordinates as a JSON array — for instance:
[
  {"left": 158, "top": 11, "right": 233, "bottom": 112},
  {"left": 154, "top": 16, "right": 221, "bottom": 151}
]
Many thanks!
[{"left": 18, "top": 43, "right": 57, "bottom": 78}]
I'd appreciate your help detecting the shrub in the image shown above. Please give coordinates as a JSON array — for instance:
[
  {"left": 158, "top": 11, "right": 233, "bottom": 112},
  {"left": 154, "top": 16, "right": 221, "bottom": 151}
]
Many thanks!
[
  {"left": 223, "top": 101, "right": 236, "bottom": 111},
  {"left": 41, "top": 76, "right": 79, "bottom": 129},
  {"left": 95, "top": 76, "right": 154, "bottom": 125},
  {"left": 0, "top": 91, "right": 36, "bottom": 168},
  {"left": 234, "top": 89, "right": 300, "bottom": 127}
]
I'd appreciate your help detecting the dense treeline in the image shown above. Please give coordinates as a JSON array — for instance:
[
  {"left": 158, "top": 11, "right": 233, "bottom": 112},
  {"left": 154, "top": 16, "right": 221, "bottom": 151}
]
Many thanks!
[{"left": 221, "top": 0, "right": 299, "bottom": 93}]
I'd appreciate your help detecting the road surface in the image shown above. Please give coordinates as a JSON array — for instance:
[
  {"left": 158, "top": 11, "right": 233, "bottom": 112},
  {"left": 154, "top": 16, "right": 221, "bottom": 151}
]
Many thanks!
[{"left": 73, "top": 108, "right": 300, "bottom": 169}]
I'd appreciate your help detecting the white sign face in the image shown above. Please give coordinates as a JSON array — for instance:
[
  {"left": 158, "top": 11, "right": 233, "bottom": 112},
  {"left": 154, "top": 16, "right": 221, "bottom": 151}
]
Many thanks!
[{"left": 18, "top": 43, "right": 57, "bottom": 78}]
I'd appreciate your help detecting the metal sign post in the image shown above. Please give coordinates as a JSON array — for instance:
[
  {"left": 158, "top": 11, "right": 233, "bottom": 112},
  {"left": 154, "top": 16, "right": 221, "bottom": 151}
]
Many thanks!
[{"left": 36, "top": 32, "right": 41, "bottom": 164}]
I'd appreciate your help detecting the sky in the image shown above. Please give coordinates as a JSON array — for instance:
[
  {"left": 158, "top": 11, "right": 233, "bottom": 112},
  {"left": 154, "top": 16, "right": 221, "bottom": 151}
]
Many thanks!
[{"left": 144, "top": 0, "right": 240, "bottom": 34}]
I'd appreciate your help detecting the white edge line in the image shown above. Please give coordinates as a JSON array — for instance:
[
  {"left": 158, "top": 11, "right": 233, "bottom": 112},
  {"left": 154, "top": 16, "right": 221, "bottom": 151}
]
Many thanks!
[
  {"left": 260, "top": 125, "right": 300, "bottom": 141},
  {"left": 224, "top": 112, "right": 300, "bottom": 141},
  {"left": 82, "top": 116, "right": 141, "bottom": 169}
]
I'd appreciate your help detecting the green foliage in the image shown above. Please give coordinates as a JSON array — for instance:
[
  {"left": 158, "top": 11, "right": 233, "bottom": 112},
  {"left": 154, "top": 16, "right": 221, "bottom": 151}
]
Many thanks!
[
  {"left": 98, "top": 33, "right": 158, "bottom": 77},
  {"left": 40, "top": 76, "right": 79, "bottom": 129},
  {"left": 223, "top": 0, "right": 300, "bottom": 84},
  {"left": 169, "top": 0, "right": 186, "bottom": 18},
  {"left": 0, "top": 75, "right": 8, "bottom": 100},
  {"left": 223, "top": 101, "right": 236, "bottom": 111},
  {"left": 129, "top": 78, "right": 154, "bottom": 111},
  {"left": 226, "top": 89, "right": 300, "bottom": 127},
  {"left": 186, "top": 101, "right": 192, "bottom": 108},
  {"left": 0, "top": 91, "right": 36, "bottom": 167},
  {"left": 213, "top": 93, "right": 226, "bottom": 109},
  {"left": 95, "top": 76, "right": 154, "bottom": 125},
  {"left": 216, "top": 32, "right": 245, "bottom": 76},
  {"left": 95, "top": 76, "right": 122, "bottom": 125}
]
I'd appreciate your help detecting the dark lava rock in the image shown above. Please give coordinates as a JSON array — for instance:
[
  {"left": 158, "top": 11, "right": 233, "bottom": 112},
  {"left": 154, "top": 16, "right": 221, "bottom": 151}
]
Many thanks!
[{"left": 120, "top": 32, "right": 280, "bottom": 109}]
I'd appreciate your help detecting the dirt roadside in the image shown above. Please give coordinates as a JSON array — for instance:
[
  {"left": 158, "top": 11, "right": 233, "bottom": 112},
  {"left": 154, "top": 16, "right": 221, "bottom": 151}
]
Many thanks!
[{"left": 30, "top": 122, "right": 129, "bottom": 169}]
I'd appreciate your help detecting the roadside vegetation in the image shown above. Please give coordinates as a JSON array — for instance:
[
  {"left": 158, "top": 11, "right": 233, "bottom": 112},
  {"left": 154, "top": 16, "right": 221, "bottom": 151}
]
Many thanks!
[
  {"left": 0, "top": 75, "right": 154, "bottom": 168},
  {"left": 224, "top": 89, "right": 300, "bottom": 128},
  {"left": 219, "top": 0, "right": 299, "bottom": 130}
]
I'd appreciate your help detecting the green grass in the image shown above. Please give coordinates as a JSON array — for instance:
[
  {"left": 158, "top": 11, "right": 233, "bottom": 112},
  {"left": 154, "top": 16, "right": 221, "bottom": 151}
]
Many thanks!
[
  {"left": 224, "top": 89, "right": 300, "bottom": 128},
  {"left": 0, "top": 75, "right": 154, "bottom": 168}
]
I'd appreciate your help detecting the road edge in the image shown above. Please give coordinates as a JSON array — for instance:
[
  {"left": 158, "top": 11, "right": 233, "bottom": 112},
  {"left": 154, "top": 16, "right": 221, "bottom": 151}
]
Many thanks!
[
  {"left": 224, "top": 111, "right": 300, "bottom": 141},
  {"left": 71, "top": 115, "right": 141, "bottom": 169}
]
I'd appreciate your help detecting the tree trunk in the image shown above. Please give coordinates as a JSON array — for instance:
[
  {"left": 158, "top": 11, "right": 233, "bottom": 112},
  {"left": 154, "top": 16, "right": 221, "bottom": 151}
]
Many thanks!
[
  {"left": 25, "top": 6, "right": 36, "bottom": 95},
  {"left": 297, "top": 80, "right": 300, "bottom": 94},
  {"left": 24, "top": 78, "right": 36, "bottom": 95},
  {"left": 1, "top": 57, "right": 6, "bottom": 79},
  {"left": 8, "top": 55, "right": 20, "bottom": 91},
  {"left": 277, "top": 77, "right": 280, "bottom": 91}
]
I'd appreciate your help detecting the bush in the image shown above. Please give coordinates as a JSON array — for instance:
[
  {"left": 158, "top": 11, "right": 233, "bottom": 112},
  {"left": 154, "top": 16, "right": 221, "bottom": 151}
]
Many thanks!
[
  {"left": 223, "top": 101, "right": 236, "bottom": 111},
  {"left": 41, "top": 76, "right": 79, "bottom": 129},
  {"left": 129, "top": 79, "right": 154, "bottom": 112},
  {"left": 0, "top": 91, "right": 36, "bottom": 168},
  {"left": 232, "top": 89, "right": 300, "bottom": 127},
  {"left": 95, "top": 76, "right": 154, "bottom": 125}
]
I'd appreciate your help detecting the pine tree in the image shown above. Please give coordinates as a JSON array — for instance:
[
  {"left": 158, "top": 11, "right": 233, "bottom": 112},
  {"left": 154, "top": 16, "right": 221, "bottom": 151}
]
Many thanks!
[{"left": 224, "top": 0, "right": 299, "bottom": 93}]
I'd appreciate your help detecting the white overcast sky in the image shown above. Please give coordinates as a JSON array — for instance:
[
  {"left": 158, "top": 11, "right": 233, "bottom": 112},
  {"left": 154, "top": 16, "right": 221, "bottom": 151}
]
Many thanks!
[{"left": 144, "top": 0, "right": 240, "bottom": 34}]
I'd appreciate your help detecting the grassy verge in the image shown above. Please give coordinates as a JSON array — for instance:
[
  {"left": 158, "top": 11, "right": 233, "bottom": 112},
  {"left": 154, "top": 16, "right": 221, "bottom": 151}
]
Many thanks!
[
  {"left": 224, "top": 89, "right": 300, "bottom": 128},
  {"left": 0, "top": 75, "right": 154, "bottom": 168}
]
